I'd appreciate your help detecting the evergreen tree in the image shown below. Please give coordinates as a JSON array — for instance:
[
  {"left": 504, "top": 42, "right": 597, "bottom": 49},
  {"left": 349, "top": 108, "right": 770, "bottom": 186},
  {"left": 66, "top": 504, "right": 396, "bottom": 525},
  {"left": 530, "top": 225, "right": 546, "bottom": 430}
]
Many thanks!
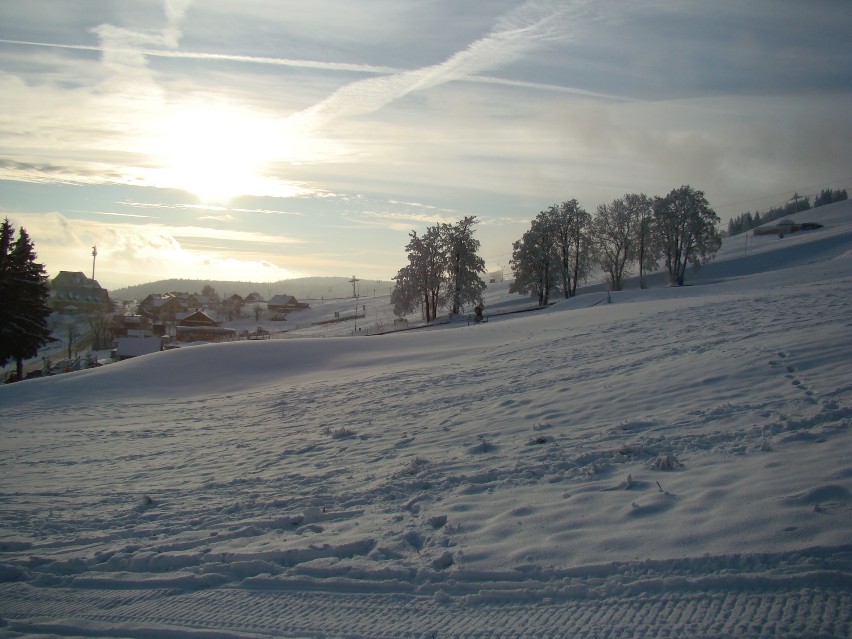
[
  {"left": 814, "top": 188, "right": 848, "bottom": 207},
  {"left": 0, "top": 219, "right": 52, "bottom": 381}
]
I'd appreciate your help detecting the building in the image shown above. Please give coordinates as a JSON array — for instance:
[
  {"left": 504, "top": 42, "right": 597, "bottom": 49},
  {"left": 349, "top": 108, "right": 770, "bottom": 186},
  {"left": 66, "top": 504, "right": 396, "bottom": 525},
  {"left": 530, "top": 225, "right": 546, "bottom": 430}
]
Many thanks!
[
  {"left": 138, "top": 294, "right": 185, "bottom": 323},
  {"left": 267, "top": 294, "right": 310, "bottom": 314},
  {"left": 112, "top": 314, "right": 154, "bottom": 339},
  {"left": 113, "top": 336, "right": 162, "bottom": 360},
  {"left": 178, "top": 310, "right": 219, "bottom": 328},
  {"left": 753, "top": 219, "right": 824, "bottom": 237},
  {"left": 50, "top": 271, "right": 111, "bottom": 315}
]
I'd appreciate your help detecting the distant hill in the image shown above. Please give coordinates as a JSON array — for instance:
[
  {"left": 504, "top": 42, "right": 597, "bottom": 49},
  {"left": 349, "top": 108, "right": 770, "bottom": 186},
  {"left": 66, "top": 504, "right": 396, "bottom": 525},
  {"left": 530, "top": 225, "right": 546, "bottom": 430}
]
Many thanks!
[{"left": 111, "top": 276, "right": 394, "bottom": 302}]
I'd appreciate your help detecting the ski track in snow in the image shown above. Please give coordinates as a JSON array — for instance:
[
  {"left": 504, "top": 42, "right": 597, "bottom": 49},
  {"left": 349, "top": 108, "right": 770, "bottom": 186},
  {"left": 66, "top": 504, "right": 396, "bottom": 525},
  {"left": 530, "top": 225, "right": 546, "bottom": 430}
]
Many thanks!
[{"left": 1, "top": 203, "right": 851, "bottom": 637}]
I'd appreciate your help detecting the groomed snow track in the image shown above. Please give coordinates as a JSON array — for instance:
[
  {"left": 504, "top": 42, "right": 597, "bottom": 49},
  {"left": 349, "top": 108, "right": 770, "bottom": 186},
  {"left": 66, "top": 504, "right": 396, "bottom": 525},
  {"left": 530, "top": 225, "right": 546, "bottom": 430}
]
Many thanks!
[{"left": 2, "top": 547, "right": 850, "bottom": 638}]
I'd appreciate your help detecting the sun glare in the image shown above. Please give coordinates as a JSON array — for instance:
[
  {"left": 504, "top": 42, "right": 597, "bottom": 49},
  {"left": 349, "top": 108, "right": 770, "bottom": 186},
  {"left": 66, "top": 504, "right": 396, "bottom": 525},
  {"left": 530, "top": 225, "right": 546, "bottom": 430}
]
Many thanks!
[{"left": 152, "top": 102, "right": 286, "bottom": 203}]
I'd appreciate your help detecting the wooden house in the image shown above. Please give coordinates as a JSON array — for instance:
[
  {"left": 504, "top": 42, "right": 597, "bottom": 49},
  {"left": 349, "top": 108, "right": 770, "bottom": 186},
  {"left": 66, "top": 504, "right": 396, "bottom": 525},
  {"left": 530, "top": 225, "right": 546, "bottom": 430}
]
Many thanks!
[{"left": 267, "top": 294, "right": 310, "bottom": 314}]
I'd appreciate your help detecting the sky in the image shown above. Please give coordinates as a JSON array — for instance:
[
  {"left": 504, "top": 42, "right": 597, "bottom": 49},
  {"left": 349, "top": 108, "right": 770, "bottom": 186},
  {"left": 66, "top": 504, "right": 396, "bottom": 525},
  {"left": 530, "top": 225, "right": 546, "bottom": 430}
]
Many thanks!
[{"left": 1, "top": 0, "right": 850, "bottom": 290}]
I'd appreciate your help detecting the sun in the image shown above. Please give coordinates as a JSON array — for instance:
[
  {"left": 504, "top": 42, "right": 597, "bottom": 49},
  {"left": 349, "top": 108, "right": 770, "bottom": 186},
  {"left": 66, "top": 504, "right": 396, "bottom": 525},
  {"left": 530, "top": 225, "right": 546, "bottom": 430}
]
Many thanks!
[{"left": 152, "top": 102, "right": 281, "bottom": 203}]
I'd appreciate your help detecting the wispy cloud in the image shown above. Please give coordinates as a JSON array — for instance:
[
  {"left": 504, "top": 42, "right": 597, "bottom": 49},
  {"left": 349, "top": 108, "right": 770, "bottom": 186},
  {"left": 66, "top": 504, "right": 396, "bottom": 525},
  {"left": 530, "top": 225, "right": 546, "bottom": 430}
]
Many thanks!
[
  {"left": 90, "top": 211, "right": 155, "bottom": 219},
  {"left": 9, "top": 210, "right": 307, "bottom": 286},
  {"left": 0, "top": 37, "right": 620, "bottom": 101},
  {"left": 0, "top": 38, "right": 399, "bottom": 75},
  {"left": 355, "top": 210, "right": 459, "bottom": 232},
  {"left": 287, "top": 0, "right": 601, "bottom": 131},
  {"left": 120, "top": 201, "right": 304, "bottom": 216}
]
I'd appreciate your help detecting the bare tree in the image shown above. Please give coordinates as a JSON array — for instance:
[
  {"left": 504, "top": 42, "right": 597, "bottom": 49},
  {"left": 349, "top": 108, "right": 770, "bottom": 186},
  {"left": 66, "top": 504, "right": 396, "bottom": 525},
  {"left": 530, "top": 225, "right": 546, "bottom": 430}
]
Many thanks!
[
  {"left": 510, "top": 212, "right": 559, "bottom": 306},
  {"left": 653, "top": 186, "right": 722, "bottom": 285},
  {"left": 391, "top": 227, "right": 446, "bottom": 321},
  {"left": 442, "top": 216, "right": 487, "bottom": 315},
  {"left": 544, "top": 200, "right": 593, "bottom": 298},
  {"left": 87, "top": 313, "right": 113, "bottom": 350},
  {"left": 201, "top": 284, "right": 220, "bottom": 304},
  {"left": 593, "top": 196, "right": 639, "bottom": 291},
  {"left": 624, "top": 193, "right": 656, "bottom": 289},
  {"left": 48, "top": 314, "right": 79, "bottom": 360}
]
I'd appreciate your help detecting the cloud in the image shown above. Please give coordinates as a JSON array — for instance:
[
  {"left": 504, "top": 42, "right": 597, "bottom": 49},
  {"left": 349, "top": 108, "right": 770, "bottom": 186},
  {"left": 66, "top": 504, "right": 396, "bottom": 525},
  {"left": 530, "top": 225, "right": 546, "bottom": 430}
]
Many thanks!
[
  {"left": 8, "top": 211, "right": 307, "bottom": 287},
  {"left": 89, "top": 211, "right": 155, "bottom": 220},
  {"left": 287, "top": 0, "right": 593, "bottom": 132}
]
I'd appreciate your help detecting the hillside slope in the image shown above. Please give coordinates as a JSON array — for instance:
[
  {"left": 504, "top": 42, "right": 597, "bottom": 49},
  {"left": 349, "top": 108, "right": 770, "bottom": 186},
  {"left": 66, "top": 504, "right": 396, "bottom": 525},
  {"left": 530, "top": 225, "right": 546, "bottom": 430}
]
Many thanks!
[{"left": 1, "top": 204, "right": 850, "bottom": 638}]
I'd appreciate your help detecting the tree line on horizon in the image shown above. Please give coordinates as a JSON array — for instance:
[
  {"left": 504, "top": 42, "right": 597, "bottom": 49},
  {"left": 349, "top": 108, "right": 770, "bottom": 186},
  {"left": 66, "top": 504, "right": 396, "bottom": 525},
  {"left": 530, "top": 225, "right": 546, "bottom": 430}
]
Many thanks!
[
  {"left": 726, "top": 188, "right": 848, "bottom": 237},
  {"left": 391, "top": 185, "right": 723, "bottom": 319},
  {"left": 509, "top": 185, "right": 721, "bottom": 305}
]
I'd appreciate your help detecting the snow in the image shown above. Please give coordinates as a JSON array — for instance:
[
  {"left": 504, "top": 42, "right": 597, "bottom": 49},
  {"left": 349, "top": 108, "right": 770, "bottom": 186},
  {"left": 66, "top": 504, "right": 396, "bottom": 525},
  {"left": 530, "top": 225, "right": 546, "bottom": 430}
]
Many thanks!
[{"left": 1, "top": 201, "right": 851, "bottom": 638}]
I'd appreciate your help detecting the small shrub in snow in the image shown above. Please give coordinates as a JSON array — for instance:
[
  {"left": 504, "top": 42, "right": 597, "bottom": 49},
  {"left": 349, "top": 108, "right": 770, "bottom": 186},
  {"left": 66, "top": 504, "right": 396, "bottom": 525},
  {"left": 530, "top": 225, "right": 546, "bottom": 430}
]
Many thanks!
[
  {"left": 651, "top": 454, "right": 683, "bottom": 471},
  {"left": 468, "top": 435, "right": 496, "bottom": 454},
  {"left": 329, "top": 426, "right": 356, "bottom": 439},
  {"left": 135, "top": 495, "right": 154, "bottom": 511},
  {"left": 618, "top": 443, "right": 649, "bottom": 457}
]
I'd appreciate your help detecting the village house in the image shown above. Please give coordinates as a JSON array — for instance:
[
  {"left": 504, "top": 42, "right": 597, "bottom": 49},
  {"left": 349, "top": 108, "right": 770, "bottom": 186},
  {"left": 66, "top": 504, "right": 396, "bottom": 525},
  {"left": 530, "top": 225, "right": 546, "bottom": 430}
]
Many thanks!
[
  {"left": 753, "top": 219, "right": 824, "bottom": 237},
  {"left": 112, "top": 314, "right": 154, "bottom": 339},
  {"left": 267, "top": 294, "right": 310, "bottom": 314},
  {"left": 49, "top": 271, "right": 111, "bottom": 315},
  {"left": 223, "top": 293, "right": 244, "bottom": 320},
  {"left": 175, "top": 310, "right": 235, "bottom": 342},
  {"left": 138, "top": 293, "right": 185, "bottom": 323},
  {"left": 178, "top": 309, "right": 219, "bottom": 328}
]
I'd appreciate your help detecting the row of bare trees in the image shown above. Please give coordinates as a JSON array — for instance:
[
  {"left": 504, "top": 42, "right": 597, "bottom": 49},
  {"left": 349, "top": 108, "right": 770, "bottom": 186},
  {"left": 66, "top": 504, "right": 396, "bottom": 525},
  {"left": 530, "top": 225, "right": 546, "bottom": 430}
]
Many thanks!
[{"left": 510, "top": 186, "right": 722, "bottom": 304}]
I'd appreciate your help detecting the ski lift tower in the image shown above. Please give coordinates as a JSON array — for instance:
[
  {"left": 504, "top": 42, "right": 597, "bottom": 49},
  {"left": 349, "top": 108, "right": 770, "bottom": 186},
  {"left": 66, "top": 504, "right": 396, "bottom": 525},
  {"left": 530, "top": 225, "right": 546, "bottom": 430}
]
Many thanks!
[
  {"left": 91, "top": 245, "right": 97, "bottom": 280},
  {"left": 349, "top": 275, "right": 360, "bottom": 298},
  {"left": 790, "top": 192, "right": 803, "bottom": 214}
]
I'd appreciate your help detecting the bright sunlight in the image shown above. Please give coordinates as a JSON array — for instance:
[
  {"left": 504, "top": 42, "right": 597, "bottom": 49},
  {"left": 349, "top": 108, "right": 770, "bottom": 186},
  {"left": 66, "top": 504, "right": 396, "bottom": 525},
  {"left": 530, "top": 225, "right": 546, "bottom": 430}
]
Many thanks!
[{"left": 150, "top": 101, "right": 305, "bottom": 203}]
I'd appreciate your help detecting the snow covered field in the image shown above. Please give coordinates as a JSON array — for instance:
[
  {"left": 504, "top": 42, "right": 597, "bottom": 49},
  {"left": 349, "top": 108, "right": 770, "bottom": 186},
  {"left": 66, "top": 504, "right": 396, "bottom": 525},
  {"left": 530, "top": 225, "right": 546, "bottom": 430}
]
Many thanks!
[{"left": 1, "top": 201, "right": 851, "bottom": 638}]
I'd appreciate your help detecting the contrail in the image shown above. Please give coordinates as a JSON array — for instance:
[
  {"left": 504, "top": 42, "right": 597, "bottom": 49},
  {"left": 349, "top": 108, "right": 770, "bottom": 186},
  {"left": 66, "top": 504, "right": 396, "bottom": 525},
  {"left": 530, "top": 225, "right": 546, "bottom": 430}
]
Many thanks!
[
  {"left": 0, "top": 0, "right": 624, "bottom": 109},
  {"left": 288, "top": 0, "right": 605, "bottom": 131},
  {"left": 0, "top": 39, "right": 402, "bottom": 75},
  {"left": 0, "top": 37, "right": 623, "bottom": 100}
]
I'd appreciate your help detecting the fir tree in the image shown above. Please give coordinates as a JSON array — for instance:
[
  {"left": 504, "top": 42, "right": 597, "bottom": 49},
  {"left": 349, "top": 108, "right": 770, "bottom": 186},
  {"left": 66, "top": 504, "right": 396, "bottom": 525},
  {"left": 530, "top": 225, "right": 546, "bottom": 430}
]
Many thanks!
[{"left": 0, "top": 219, "right": 52, "bottom": 381}]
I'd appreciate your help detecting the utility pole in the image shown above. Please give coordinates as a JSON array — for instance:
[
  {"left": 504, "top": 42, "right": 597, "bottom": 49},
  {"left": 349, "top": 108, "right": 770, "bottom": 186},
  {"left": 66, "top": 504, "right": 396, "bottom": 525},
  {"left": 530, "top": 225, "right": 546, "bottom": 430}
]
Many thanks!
[
  {"left": 790, "top": 192, "right": 802, "bottom": 214},
  {"left": 91, "top": 245, "right": 97, "bottom": 280}
]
